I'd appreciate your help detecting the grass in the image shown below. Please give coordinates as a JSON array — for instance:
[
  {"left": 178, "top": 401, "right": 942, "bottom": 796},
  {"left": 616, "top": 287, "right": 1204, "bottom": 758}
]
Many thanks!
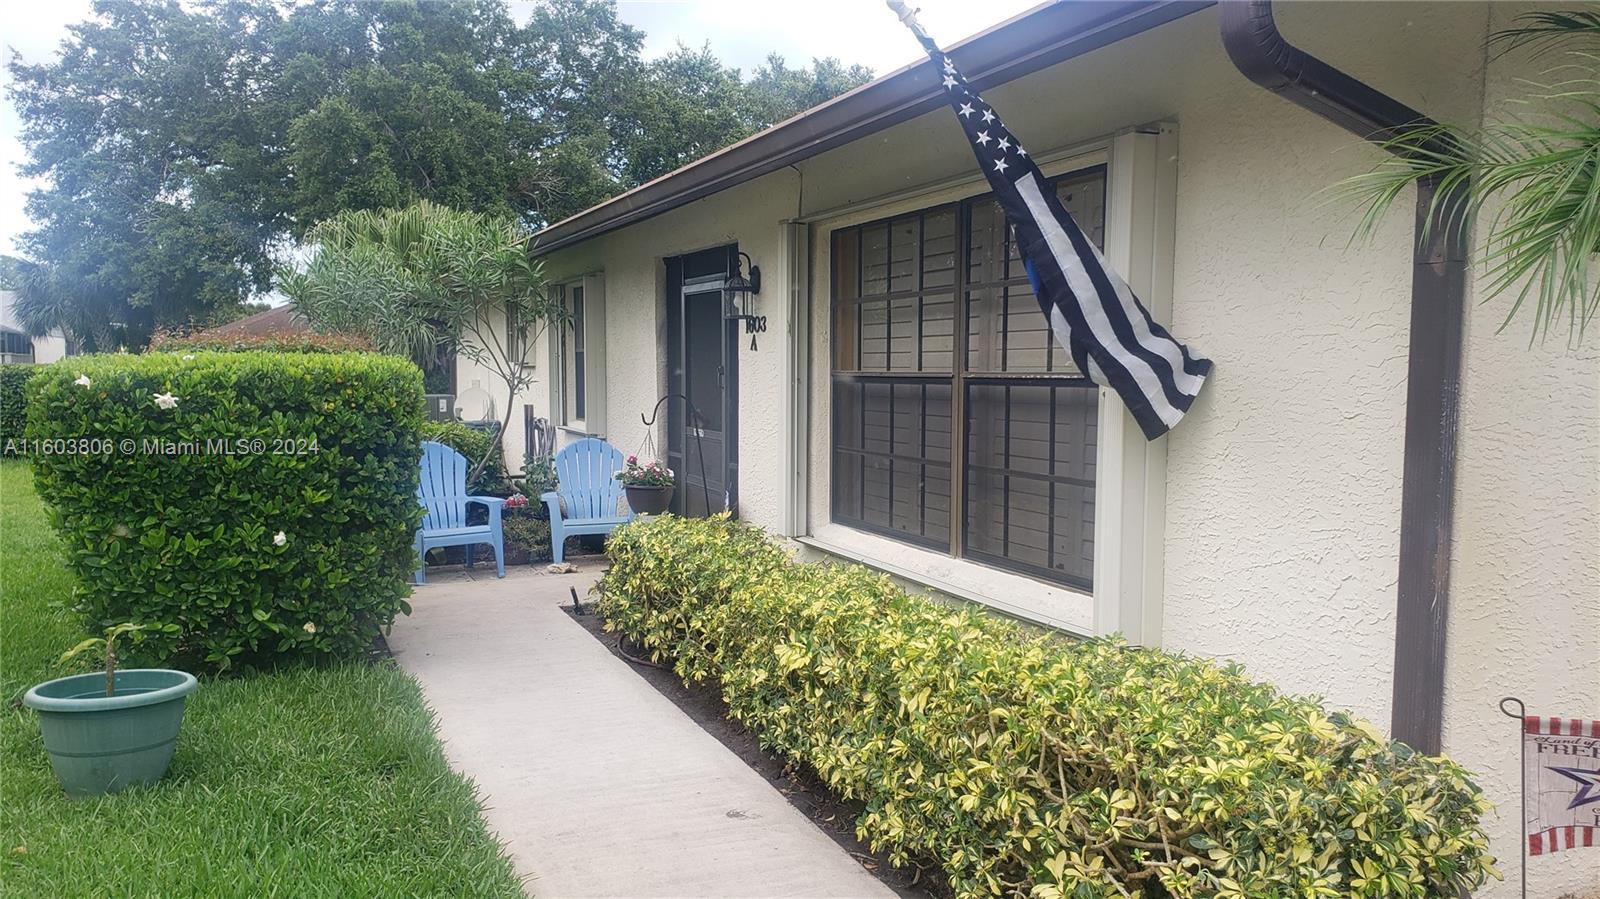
[{"left": 0, "top": 461, "right": 525, "bottom": 898}]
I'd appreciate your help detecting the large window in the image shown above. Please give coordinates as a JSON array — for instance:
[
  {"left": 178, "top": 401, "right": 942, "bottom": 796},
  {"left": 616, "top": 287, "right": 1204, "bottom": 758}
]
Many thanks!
[
  {"left": 0, "top": 330, "right": 33, "bottom": 364},
  {"left": 830, "top": 168, "right": 1104, "bottom": 589}
]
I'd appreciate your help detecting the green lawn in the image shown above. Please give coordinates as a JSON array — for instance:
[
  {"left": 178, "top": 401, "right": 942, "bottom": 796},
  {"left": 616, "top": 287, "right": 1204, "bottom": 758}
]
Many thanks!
[{"left": 0, "top": 461, "right": 525, "bottom": 898}]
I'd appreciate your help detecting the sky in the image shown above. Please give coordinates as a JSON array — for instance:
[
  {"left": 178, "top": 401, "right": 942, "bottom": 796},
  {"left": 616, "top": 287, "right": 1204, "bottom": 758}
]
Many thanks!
[{"left": 0, "top": 0, "right": 1040, "bottom": 259}]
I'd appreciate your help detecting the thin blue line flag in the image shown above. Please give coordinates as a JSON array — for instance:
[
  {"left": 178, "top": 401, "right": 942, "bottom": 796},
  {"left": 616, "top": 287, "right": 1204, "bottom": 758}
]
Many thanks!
[{"left": 891, "top": 2, "right": 1212, "bottom": 439}]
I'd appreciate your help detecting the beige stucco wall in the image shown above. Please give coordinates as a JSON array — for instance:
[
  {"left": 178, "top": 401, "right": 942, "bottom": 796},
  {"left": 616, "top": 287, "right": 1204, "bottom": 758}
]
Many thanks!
[
  {"left": 1160, "top": 3, "right": 1484, "bottom": 732},
  {"left": 533, "top": 171, "right": 802, "bottom": 532},
  {"left": 1439, "top": 5, "right": 1599, "bottom": 894},
  {"left": 520, "top": 4, "right": 1596, "bottom": 891},
  {"left": 1161, "top": 6, "right": 1596, "bottom": 894},
  {"left": 450, "top": 297, "right": 543, "bottom": 470},
  {"left": 30, "top": 334, "right": 67, "bottom": 364}
]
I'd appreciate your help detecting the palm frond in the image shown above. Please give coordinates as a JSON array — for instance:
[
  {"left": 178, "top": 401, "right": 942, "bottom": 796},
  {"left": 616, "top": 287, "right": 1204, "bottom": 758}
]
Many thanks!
[
  {"left": 1331, "top": 65, "right": 1600, "bottom": 342},
  {"left": 1492, "top": 8, "right": 1600, "bottom": 58}
]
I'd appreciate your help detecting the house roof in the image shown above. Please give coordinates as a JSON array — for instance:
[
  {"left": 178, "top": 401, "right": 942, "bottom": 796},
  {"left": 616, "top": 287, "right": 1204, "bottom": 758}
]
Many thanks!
[
  {"left": 530, "top": 0, "right": 1211, "bottom": 256},
  {"left": 203, "top": 304, "right": 308, "bottom": 336}
]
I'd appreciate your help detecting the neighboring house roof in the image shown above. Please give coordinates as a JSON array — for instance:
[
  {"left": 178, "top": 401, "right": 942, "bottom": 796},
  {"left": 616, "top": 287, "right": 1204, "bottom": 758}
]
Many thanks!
[
  {"left": 204, "top": 304, "right": 308, "bottom": 336},
  {"left": 530, "top": 0, "right": 1210, "bottom": 255}
]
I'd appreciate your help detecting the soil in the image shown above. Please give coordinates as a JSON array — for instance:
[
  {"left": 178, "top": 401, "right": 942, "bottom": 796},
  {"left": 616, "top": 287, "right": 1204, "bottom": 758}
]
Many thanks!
[
  {"left": 563, "top": 602, "right": 947, "bottom": 899},
  {"left": 367, "top": 631, "right": 393, "bottom": 662}
]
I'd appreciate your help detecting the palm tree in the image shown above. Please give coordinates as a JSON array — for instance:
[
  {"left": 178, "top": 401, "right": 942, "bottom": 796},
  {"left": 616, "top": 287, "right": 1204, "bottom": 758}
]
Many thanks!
[
  {"left": 10, "top": 261, "right": 136, "bottom": 353},
  {"left": 1340, "top": 9, "right": 1600, "bottom": 341}
]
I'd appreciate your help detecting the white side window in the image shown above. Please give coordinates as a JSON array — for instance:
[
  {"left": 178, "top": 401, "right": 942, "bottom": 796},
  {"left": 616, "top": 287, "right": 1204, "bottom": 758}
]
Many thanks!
[{"left": 549, "top": 275, "right": 606, "bottom": 435}]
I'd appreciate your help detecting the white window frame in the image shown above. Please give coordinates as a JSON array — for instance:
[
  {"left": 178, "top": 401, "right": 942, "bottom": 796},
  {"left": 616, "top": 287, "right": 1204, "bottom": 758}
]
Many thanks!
[
  {"left": 548, "top": 273, "right": 606, "bottom": 437},
  {"left": 1090, "top": 125, "right": 1178, "bottom": 646},
  {"left": 799, "top": 124, "right": 1178, "bottom": 645}
]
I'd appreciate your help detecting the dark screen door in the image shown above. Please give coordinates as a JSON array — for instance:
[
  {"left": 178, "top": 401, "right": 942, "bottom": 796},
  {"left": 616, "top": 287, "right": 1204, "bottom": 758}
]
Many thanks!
[{"left": 666, "top": 247, "right": 738, "bottom": 517}]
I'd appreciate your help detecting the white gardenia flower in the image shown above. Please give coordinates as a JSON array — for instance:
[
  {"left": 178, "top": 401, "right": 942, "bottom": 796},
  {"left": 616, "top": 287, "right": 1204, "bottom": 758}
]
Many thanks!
[
  {"left": 303, "top": 622, "right": 317, "bottom": 634},
  {"left": 152, "top": 392, "right": 179, "bottom": 410},
  {"left": 273, "top": 531, "right": 288, "bottom": 546},
  {"left": 74, "top": 374, "right": 91, "bottom": 387}
]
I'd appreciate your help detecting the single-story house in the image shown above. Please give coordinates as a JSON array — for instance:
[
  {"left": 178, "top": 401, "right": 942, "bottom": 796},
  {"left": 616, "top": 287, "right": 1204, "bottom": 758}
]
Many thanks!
[
  {"left": 0, "top": 290, "right": 70, "bottom": 364},
  {"left": 457, "top": 2, "right": 1598, "bottom": 891}
]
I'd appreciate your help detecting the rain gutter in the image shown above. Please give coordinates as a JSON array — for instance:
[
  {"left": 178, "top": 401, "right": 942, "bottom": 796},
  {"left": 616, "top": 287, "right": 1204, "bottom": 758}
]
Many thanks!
[{"left": 1220, "top": 0, "right": 1468, "bottom": 756}]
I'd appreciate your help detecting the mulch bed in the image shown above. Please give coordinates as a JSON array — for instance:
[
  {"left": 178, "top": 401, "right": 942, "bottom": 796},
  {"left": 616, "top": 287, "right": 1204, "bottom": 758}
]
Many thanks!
[{"left": 563, "top": 601, "right": 947, "bottom": 899}]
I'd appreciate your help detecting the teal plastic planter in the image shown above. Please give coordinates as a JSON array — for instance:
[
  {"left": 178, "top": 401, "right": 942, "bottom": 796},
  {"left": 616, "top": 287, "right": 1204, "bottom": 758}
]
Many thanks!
[{"left": 23, "top": 669, "right": 198, "bottom": 797}]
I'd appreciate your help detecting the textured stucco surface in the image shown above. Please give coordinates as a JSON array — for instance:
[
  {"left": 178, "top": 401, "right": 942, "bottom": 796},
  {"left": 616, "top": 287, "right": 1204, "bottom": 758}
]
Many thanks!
[
  {"left": 1157, "top": 2, "right": 1482, "bottom": 734},
  {"left": 534, "top": 171, "right": 802, "bottom": 534},
  {"left": 1437, "top": 6, "right": 1599, "bottom": 894},
  {"left": 451, "top": 303, "right": 529, "bottom": 465},
  {"left": 504, "top": 5, "right": 1596, "bottom": 891}
]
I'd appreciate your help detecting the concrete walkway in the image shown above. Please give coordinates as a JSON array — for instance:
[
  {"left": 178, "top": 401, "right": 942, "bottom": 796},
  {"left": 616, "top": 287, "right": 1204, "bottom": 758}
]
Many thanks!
[{"left": 389, "top": 565, "right": 894, "bottom": 899}]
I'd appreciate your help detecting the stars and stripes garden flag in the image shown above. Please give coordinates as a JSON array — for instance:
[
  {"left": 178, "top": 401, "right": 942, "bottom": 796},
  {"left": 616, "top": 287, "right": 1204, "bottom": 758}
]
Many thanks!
[
  {"left": 1521, "top": 714, "right": 1600, "bottom": 856},
  {"left": 887, "top": 1, "right": 1211, "bottom": 439}
]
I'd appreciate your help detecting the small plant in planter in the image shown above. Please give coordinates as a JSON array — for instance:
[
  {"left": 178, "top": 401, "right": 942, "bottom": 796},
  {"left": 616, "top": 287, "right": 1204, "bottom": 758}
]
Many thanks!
[
  {"left": 519, "top": 454, "right": 557, "bottom": 521},
  {"left": 23, "top": 622, "right": 197, "bottom": 798},
  {"left": 501, "top": 494, "right": 553, "bottom": 564},
  {"left": 616, "top": 455, "right": 674, "bottom": 515}
]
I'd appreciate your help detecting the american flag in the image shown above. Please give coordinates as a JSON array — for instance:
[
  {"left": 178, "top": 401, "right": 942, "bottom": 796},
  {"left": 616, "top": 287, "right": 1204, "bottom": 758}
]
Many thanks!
[{"left": 892, "top": 3, "right": 1212, "bottom": 440}]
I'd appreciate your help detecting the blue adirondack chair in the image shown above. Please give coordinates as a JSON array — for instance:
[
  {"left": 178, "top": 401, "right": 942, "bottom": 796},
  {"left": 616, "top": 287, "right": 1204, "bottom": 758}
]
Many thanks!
[
  {"left": 542, "top": 438, "right": 633, "bottom": 563},
  {"left": 414, "top": 441, "right": 506, "bottom": 584}
]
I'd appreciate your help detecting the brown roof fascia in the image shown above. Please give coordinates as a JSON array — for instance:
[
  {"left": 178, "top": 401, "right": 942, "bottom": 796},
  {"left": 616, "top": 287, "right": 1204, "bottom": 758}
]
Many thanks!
[{"left": 530, "top": 0, "right": 1212, "bottom": 255}]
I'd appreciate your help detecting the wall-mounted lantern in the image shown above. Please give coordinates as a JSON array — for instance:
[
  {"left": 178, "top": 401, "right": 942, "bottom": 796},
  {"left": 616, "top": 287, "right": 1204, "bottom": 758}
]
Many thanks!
[{"left": 723, "top": 251, "right": 767, "bottom": 349}]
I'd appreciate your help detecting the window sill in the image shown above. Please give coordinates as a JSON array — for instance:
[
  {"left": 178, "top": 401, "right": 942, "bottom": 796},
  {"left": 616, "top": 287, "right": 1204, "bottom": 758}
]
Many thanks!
[{"left": 795, "top": 523, "right": 1094, "bottom": 636}]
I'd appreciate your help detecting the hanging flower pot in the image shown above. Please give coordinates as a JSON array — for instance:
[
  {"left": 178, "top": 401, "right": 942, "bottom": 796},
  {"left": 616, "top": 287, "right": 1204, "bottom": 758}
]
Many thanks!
[
  {"left": 616, "top": 454, "right": 675, "bottom": 516},
  {"left": 624, "top": 484, "right": 674, "bottom": 515}
]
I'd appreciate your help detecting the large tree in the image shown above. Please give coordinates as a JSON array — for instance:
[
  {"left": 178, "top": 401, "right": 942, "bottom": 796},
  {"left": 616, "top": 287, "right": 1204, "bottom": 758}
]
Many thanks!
[
  {"left": 613, "top": 49, "right": 876, "bottom": 186},
  {"left": 9, "top": 1, "right": 288, "bottom": 347},
  {"left": 7, "top": 0, "right": 872, "bottom": 348}
]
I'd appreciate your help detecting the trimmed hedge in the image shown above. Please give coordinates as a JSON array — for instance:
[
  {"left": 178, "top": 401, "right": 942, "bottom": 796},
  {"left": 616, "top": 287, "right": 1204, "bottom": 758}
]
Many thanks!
[
  {"left": 598, "top": 516, "right": 1495, "bottom": 899},
  {"left": 1, "top": 365, "right": 36, "bottom": 450},
  {"left": 27, "top": 351, "right": 424, "bottom": 669}
]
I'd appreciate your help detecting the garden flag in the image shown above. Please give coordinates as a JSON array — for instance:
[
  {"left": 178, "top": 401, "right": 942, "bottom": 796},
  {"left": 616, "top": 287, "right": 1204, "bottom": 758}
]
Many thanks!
[
  {"left": 887, "top": 1, "right": 1211, "bottom": 440},
  {"left": 1522, "top": 714, "right": 1600, "bottom": 856}
]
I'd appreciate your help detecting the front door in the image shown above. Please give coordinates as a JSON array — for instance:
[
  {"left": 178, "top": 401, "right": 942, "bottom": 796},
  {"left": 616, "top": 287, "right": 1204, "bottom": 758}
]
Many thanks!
[{"left": 666, "top": 247, "right": 738, "bottom": 517}]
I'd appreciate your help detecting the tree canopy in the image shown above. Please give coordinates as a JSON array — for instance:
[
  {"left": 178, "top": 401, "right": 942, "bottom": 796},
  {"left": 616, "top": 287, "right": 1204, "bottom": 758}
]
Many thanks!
[{"left": 6, "top": 0, "right": 873, "bottom": 348}]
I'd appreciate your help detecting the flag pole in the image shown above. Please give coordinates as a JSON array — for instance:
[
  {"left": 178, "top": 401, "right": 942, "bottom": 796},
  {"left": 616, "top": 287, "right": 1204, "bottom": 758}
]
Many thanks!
[
  {"left": 884, "top": 1, "right": 932, "bottom": 42},
  {"left": 1499, "top": 696, "right": 1527, "bottom": 899}
]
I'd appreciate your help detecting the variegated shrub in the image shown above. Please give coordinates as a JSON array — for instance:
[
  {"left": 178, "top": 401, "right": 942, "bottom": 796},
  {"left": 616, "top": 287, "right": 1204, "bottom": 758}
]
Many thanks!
[{"left": 598, "top": 515, "right": 1495, "bottom": 899}]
